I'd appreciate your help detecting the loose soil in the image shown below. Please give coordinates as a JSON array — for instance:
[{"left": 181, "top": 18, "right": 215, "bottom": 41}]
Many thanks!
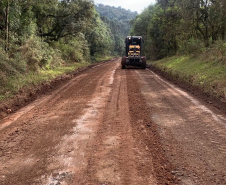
[{"left": 0, "top": 58, "right": 225, "bottom": 185}]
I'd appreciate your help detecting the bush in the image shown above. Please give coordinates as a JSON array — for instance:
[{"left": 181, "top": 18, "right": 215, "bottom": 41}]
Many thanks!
[
  {"left": 53, "top": 36, "right": 90, "bottom": 63},
  {"left": 19, "top": 36, "right": 63, "bottom": 71},
  {"left": 178, "top": 38, "right": 205, "bottom": 55},
  {"left": 203, "top": 41, "right": 226, "bottom": 64},
  {"left": 0, "top": 48, "right": 26, "bottom": 94}
]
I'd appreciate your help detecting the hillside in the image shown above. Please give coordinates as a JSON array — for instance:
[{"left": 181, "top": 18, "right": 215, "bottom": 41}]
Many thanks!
[
  {"left": 95, "top": 4, "right": 138, "bottom": 55},
  {"left": 95, "top": 4, "right": 137, "bottom": 37}
]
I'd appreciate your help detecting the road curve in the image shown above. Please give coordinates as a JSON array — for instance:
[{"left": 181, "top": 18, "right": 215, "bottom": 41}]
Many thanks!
[{"left": 0, "top": 58, "right": 225, "bottom": 185}]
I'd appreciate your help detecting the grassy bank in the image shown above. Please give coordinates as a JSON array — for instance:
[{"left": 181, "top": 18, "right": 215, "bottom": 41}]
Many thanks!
[{"left": 151, "top": 56, "right": 226, "bottom": 103}]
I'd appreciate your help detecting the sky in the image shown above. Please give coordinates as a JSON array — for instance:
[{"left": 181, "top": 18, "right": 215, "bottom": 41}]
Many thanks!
[{"left": 94, "top": 0, "right": 156, "bottom": 14}]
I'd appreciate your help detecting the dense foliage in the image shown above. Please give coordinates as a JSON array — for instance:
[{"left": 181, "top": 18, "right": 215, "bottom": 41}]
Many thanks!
[
  {"left": 0, "top": 0, "right": 115, "bottom": 68},
  {"left": 130, "top": 0, "right": 226, "bottom": 61},
  {"left": 95, "top": 4, "right": 138, "bottom": 55}
]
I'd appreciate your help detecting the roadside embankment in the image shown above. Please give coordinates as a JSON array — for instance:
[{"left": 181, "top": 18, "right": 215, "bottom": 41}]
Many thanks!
[{"left": 150, "top": 56, "right": 226, "bottom": 113}]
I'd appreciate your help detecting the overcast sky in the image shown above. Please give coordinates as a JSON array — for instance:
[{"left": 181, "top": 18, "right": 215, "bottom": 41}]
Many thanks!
[{"left": 94, "top": 0, "right": 156, "bottom": 14}]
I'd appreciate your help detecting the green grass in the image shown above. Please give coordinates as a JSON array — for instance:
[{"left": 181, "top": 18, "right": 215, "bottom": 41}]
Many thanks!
[
  {"left": 0, "top": 62, "right": 90, "bottom": 101},
  {"left": 151, "top": 56, "right": 226, "bottom": 101},
  {"left": 93, "top": 54, "right": 117, "bottom": 62}
]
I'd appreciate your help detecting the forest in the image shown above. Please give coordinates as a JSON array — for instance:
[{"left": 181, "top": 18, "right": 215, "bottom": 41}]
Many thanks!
[
  {"left": 130, "top": 0, "right": 226, "bottom": 61},
  {"left": 0, "top": 0, "right": 114, "bottom": 64}
]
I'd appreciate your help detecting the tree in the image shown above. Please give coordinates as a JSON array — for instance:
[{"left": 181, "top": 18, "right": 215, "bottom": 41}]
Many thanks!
[
  {"left": 5, "top": 0, "right": 9, "bottom": 52},
  {"left": 35, "top": 0, "right": 94, "bottom": 42},
  {"left": 86, "top": 11, "right": 114, "bottom": 57},
  {"left": 0, "top": 0, "right": 11, "bottom": 52},
  {"left": 130, "top": 5, "right": 155, "bottom": 56}
]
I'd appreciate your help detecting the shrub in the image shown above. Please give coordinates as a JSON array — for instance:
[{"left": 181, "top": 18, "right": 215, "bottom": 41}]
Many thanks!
[
  {"left": 19, "top": 36, "right": 64, "bottom": 71},
  {"left": 203, "top": 41, "right": 226, "bottom": 64},
  {"left": 53, "top": 36, "right": 90, "bottom": 63},
  {"left": 178, "top": 38, "right": 205, "bottom": 55}
]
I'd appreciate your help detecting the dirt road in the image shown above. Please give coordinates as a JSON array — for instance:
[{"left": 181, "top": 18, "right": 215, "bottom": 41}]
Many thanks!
[{"left": 0, "top": 58, "right": 226, "bottom": 185}]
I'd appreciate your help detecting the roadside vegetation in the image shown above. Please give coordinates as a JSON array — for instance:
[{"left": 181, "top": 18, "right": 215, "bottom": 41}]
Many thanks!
[
  {"left": 0, "top": 0, "right": 136, "bottom": 101},
  {"left": 130, "top": 0, "right": 226, "bottom": 102}
]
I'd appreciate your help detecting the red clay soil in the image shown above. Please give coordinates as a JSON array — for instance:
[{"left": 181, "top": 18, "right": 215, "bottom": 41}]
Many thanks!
[{"left": 0, "top": 58, "right": 225, "bottom": 185}]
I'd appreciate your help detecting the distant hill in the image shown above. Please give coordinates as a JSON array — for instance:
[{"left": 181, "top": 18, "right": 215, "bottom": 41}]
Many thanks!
[{"left": 95, "top": 4, "right": 138, "bottom": 55}]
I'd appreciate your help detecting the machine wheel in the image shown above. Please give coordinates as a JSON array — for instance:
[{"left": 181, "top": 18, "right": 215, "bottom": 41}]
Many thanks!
[
  {"left": 141, "top": 62, "right": 146, "bottom": 69},
  {"left": 141, "top": 57, "right": 146, "bottom": 69},
  {"left": 121, "top": 57, "right": 126, "bottom": 69}
]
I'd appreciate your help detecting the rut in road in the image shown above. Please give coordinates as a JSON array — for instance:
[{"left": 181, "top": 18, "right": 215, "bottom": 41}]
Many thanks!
[{"left": 84, "top": 67, "right": 174, "bottom": 184}]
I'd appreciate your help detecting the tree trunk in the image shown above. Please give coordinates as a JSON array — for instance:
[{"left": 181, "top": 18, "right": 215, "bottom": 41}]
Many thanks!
[
  {"left": 221, "top": 25, "right": 225, "bottom": 41},
  {"left": 5, "top": 0, "right": 9, "bottom": 52}
]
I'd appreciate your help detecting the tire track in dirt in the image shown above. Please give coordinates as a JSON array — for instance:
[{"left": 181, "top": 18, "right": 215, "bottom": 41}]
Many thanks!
[
  {"left": 126, "top": 69, "right": 179, "bottom": 185},
  {"left": 83, "top": 66, "right": 179, "bottom": 185},
  {"left": 43, "top": 62, "right": 118, "bottom": 185},
  {"left": 84, "top": 66, "right": 156, "bottom": 184}
]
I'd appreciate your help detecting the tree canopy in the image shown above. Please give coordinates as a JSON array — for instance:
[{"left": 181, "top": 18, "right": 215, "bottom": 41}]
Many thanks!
[{"left": 0, "top": 0, "right": 118, "bottom": 65}]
